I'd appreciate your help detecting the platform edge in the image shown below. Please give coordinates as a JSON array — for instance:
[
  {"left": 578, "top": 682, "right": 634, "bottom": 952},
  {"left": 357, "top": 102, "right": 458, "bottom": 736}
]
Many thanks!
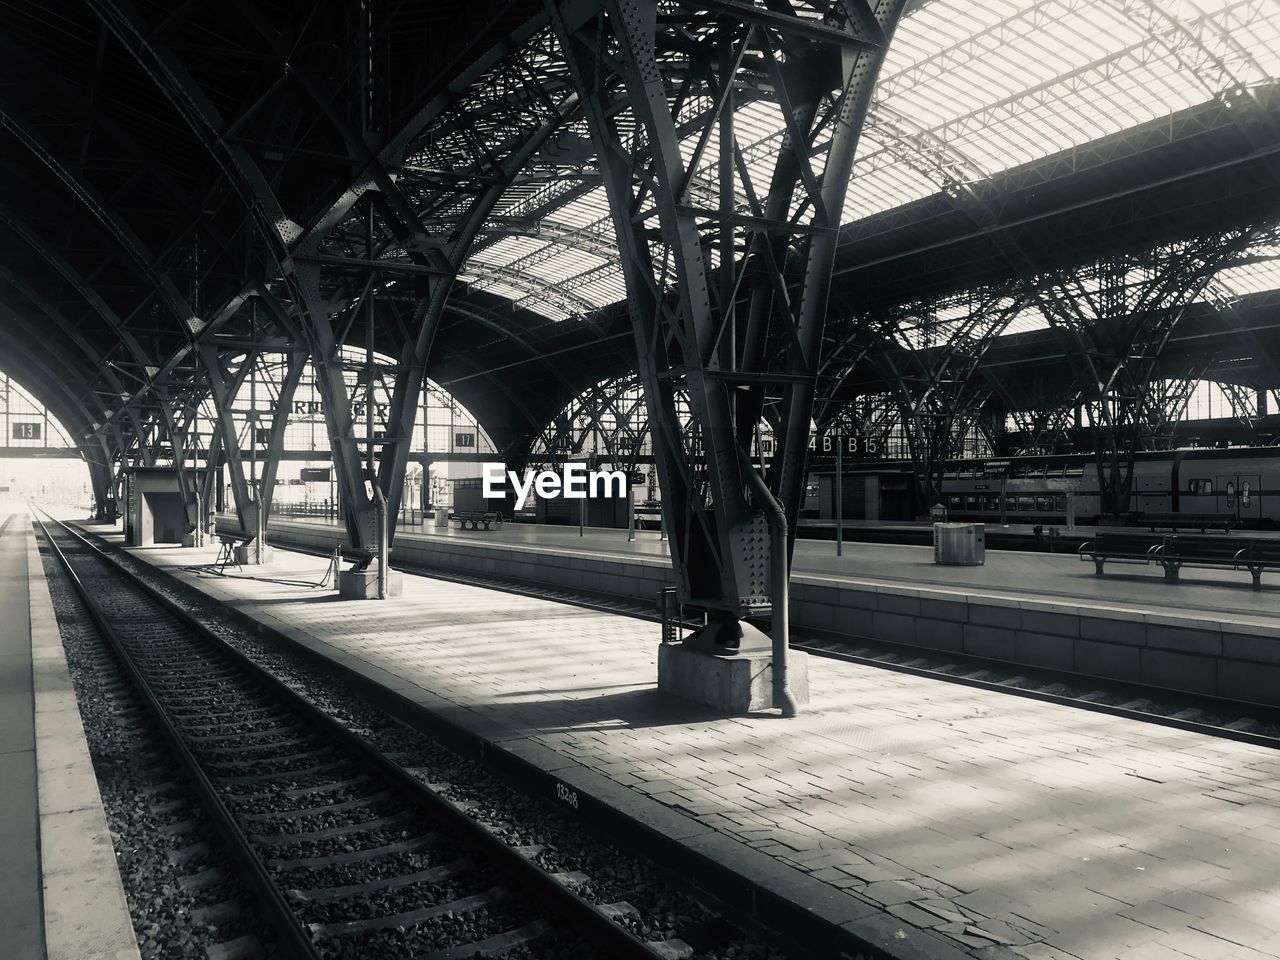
[{"left": 28, "top": 514, "right": 141, "bottom": 960}]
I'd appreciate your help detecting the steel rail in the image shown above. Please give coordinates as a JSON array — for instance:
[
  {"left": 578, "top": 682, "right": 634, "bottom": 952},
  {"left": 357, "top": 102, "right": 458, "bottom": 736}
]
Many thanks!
[
  {"left": 35, "top": 509, "right": 675, "bottom": 960},
  {"left": 32, "top": 509, "right": 324, "bottom": 960}
]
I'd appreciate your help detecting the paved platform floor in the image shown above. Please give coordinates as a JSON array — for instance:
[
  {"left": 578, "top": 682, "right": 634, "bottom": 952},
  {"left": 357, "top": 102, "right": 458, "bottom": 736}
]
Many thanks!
[
  {"left": 2, "top": 508, "right": 140, "bottom": 960},
  {"left": 270, "top": 514, "right": 1279, "bottom": 626},
  {"left": 100, "top": 524, "right": 1280, "bottom": 960},
  {"left": 1, "top": 509, "right": 43, "bottom": 959}
]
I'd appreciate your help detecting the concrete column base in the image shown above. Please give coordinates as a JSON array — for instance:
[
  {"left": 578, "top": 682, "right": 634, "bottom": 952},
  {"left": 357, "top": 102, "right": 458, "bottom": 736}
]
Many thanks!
[
  {"left": 234, "top": 544, "right": 274, "bottom": 565},
  {"left": 181, "top": 533, "right": 198, "bottom": 548},
  {"left": 657, "top": 642, "right": 809, "bottom": 714},
  {"left": 338, "top": 568, "right": 403, "bottom": 599}
]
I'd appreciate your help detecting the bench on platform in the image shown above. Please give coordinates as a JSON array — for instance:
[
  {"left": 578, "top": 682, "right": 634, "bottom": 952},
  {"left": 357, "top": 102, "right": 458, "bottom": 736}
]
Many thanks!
[
  {"left": 1082, "top": 532, "right": 1280, "bottom": 588},
  {"left": 1078, "top": 533, "right": 1167, "bottom": 576},
  {"left": 1162, "top": 536, "right": 1280, "bottom": 589},
  {"left": 1142, "top": 511, "right": 1235, "bottom": 533},
  {"left": 451, "top": 510, "right": 502, "bottom": 531}
]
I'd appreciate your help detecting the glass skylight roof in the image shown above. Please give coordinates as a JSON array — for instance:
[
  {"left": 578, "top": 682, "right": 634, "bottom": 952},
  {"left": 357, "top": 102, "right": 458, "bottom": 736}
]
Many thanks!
[{"left": 453, "top": 0, "right": 1279, "bottom": 329}]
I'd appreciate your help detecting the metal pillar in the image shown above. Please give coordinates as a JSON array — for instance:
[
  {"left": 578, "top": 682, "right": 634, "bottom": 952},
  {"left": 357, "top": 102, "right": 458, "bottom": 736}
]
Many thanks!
[
  {"left": 550, "top": 0, "right": 907, "bottom": 654},
  {"left": 1034, "top": 233, "right": 1260, "bottom": 516}
]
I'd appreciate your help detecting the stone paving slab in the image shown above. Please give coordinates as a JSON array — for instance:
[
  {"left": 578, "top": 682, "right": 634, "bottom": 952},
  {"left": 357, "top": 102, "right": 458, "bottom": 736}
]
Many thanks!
[{"left": 98, "top": 527, "right": 1280, "bottom": 960}]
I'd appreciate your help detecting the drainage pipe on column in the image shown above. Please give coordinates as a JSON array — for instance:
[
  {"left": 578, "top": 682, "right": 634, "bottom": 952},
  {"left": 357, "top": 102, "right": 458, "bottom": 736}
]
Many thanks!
[
  {"left": 255, "top": 498, "right": 265, "bottom": 565},
  {"left": 372, "top": 485, "right": 388, "bottom": 600},
  {"left": 194, "top": 490, "right": 204, "bottom": 549},
  {"left": 738, "top": 450, "right": 799, "bottom": 717}
]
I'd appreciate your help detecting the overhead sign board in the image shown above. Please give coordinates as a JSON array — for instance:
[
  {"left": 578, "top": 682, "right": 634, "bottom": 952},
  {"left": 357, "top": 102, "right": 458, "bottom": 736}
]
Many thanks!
[
  {"left": 12, "top": 422, "right": 41, "bottom": 441},
  {"left": 808, "top": 431, "right": 881, "bottom": 462}
]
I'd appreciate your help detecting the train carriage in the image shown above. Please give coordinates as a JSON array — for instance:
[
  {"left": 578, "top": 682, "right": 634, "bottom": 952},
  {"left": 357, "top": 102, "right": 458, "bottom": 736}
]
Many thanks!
[{"left": 938, "top": 447, "right": 1280, "bottom": 528}]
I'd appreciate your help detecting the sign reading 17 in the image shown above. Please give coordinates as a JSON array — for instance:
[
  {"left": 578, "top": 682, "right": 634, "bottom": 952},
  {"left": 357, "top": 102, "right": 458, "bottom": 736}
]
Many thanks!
[{"left": 12, "top": 422, "right": 41, "bottom": 441}]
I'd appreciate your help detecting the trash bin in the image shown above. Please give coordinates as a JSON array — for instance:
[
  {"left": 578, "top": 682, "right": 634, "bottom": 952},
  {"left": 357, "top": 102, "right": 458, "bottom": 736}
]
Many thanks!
[
  {"left": 433, "top": 508, "right": 450, "bottom": 529},
  {"left": 934, "top": 522, "right": 985, "bottom": 565}
]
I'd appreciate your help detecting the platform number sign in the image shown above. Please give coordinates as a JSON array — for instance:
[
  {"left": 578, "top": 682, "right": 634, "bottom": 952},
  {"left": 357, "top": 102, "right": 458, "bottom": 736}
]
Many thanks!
[
  {"left": 454, "top": 431, "right": 476, "bottom": 449},
  {"left": 12, "top": 421, "right": 41, "bottom": 441},
  {"left": 807, "top": 431, "right": 880, "bottom": 462}
]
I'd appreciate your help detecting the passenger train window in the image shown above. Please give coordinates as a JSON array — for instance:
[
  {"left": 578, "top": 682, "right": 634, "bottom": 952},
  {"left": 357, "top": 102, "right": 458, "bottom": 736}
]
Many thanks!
[
  {"left": 1188, "top": 479, "right": 1212, "bottom": 495},
  {"left": 1065, "top": 466, "right": 1085, "bottom": 477},
  {"left": 1054, "top": 495, "right": 1067, "bottom": 512},
  {"left": 1227, "top": 482, "right": 1236, "bottom": 498},
  {"left": 948, "top": 496, "right": 963, "bottom": 510},
  {"left": 1035, "top": 496, "right": 1053, "bottom": 511},
  {"left": 1016, "top": 496, "right": 1035, "bottom": 511},
  {"left": 982, "top": 495, "right": 999, "bottom": 511},
  {"left": 965, "top": 496, "right": 980, "bottom": 511}
]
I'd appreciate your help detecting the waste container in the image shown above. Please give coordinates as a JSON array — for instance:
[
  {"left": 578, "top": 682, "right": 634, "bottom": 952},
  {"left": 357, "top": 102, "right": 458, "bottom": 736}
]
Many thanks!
[
  {"left": 433, "top": 508, "right": 450, "bottom": 529},
  {"left": 933, "top": 522, "right": 985, "bottom": 565}
]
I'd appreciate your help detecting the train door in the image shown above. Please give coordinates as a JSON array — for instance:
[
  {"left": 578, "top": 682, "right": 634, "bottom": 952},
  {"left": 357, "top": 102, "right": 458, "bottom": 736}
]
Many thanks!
[
  {"left": 1217, "top": 474, "right": 1263, "bottom": 521},
  {"left": 1239, "top": 474, "right": 1262, "bottom": 521},
  {"left": 1217, "top": 475, "right": 1236, "bottom": 517}
]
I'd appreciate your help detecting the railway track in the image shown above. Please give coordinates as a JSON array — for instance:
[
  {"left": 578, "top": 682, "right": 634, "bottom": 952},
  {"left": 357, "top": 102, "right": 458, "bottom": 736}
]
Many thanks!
[
  {"left": 241, "top": 525, "right": 1280, "bottom": 752},
  {"left": 35, "top": 512, "right": 697, "bottom": 960}
]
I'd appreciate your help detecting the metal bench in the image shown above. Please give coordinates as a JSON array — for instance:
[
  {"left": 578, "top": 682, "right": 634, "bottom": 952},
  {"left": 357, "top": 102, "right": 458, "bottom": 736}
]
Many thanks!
[
  {"left": 1142, "top": 512, "right": 1235, "bottom": 534},
  {"left": 1078, "top": 533, "right": 1168, "bottom": 576},
  {"left": 1163, "top": 536, "right": 1280, "bottom": 589},
  {"left": 451, "top": 510, "right": 502, "bottom": 531},
  {"left": 1237, "top": 539, "right": 1280, "bottom": 589}
]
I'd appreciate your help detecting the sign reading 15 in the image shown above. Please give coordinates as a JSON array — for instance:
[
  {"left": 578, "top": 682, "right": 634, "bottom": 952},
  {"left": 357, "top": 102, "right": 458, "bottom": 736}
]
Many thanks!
[
  {"left": 12, "top": 422, "right": 41, "bottom": 441},
  {"left": 807, "top": 433, "right": 880, "bottom": 457}
]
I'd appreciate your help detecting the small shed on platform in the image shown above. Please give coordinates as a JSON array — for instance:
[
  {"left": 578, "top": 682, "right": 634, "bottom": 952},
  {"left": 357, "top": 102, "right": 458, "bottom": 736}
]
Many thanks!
[{"left": 123, "top": 466, "right": 197, "bottom": 546}]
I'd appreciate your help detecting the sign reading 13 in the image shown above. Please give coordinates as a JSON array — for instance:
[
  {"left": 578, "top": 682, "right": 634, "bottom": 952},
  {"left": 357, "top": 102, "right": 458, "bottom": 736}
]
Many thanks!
[{"left": 12, "top": 422, "right": 41, "bottom": 441}]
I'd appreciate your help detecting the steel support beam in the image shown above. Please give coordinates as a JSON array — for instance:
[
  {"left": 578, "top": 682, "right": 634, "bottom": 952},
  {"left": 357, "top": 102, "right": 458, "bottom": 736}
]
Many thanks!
[{"left": 551, "top": 0, "right": 905, "bottom": 636}]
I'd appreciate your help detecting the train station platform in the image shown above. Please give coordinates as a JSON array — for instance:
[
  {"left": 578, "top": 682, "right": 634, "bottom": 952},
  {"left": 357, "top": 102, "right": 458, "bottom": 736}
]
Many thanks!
[
  {"left": 0, "top": 509, "right": 138, "bottom": 960},
  {"left": 234, "top": 515, "right": 1280, "bottom": 707},
  {"left": 85, "top": 519, "right": 1280, "bottom": 960}
]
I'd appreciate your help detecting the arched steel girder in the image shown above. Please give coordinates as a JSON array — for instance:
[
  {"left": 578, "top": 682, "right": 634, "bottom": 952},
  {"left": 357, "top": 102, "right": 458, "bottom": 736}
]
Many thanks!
[
  {"left": 433, "top": 302, "right": 584, "bottom": 401},
  {"left": 0, "top": 267, "right": 131, "bottom": 405},
  {"left": 0, "top": 200, "right": 152, "bottom": 369},
  {"left": 534, "top": 376, "right": 651, "bottom": 466},
  {"left": 871, "top": 0, "right": 1270, "bottom": 155},
  {"left": 0, "top": 274, "right": 157, "bottom": 461},
  {"left": 0, "top": 324, "right": 101, "bottom": 447},
  {"left": 1107, "top": 0, "right": 1271, "bottom": 100},
  {"left": 0, "top": 30, "right": 245, "bottom": 276},
  {"left": 0, "top": 101, "right": 293, "bottom": 532},
  {"left": 1031, "top": 230, "right": 1265, "bottom": 512},
  {"left": 0, "top": 188, "right": 192, "bottom": 456},
  {"left": 482, "top": 216, "right": 619, "bottom": 262},
  {"left": 88, "top": 0, "right": 584, "bottom": 555},
  {"left": 460, "top": 259, "right": 603, "bottom": 317},
  {"left": 0, "top": 109, "right": 206, "bottom": 348}
]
